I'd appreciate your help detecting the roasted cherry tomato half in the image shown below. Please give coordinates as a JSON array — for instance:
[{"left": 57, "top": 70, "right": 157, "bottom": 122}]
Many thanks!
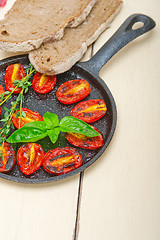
[
  {"left": 5, "top": 63, "right": 26, "bottom": 94},
  {"left": 70, "top": 99, "right": 107, "bottom": 123},
  {"left": 0, "top": 85, "right": 5, "bottom": 95},
  {"left": 65, "top": 126, "right": 103, "bottom": 150},
  {"left": 17, "top": 143, "right": 45, "bottom": 175},
  {"left": 56, "top": 79, "right": 91, "bottom": 104},
  {"left": 12, "top": 108, "right": 43, "bottom": 129},
  {"left": 32, "top": 72, "right": 57, "bottom": 94},
  {"left": 0, "top": 142, "right": 16, "bottom": 173},
  {"left": 42, "top": 147, "right": 83, "bottom": 175}
]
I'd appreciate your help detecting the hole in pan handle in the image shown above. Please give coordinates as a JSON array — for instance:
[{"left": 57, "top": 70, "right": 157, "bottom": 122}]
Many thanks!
[{"left": 78, "top": 14, "right": 156, "bottom": 76}]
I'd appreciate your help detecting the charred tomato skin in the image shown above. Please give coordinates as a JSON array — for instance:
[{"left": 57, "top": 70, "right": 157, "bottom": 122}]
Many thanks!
[
  {"left": 70, "top": 99, "right": 107, "bottom": 123},
  {"left": 5, "top": 63, "right": 26, "bottom": 94},
  {"left": 65, "top": 126, "right": 104, "bottom": 150},
  {"left": 42, "top": 147, "right": 83, "bottom": 175},
  {"left": 12, "top": 108, "right": 43, "bottom": 129},
  {"left": 0, "top": 142, "right": 16, "bottom": 173},
  {"left": 32, "top": 72, "right": 57, "bottom": 94},
  {"left": 56, "top": 79, "right": 91, "bottom": 104},
  {"left": 17, "top": 143, "right": 45, "bottom": 175}
]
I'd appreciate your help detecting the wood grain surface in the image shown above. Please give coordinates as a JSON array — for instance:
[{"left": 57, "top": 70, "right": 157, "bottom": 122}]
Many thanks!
[{"left": 0, "top": 0, "right": 159, "bottom": 239}]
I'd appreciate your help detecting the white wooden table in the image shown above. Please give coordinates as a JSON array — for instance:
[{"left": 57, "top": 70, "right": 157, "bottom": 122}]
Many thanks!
[{"left": 0, "top": 0, "right": 159, "bottom": 239}]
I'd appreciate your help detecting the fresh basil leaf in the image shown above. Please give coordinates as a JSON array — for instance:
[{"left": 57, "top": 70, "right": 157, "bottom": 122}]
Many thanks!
[
  {"left": 43, "top": 112, "right": 59, "bottom": 129},
  {"left": 47, "top": 128, "right": 60, "bottom": 144},
  {"left": 22, "top": 121, "right": 47, "bottom": 131},
  {"left": 59, "top": 116, "right": 100, "bottom": 137},
  {"left": 7, "top": 127, "right": 48, "bottom": 143}
]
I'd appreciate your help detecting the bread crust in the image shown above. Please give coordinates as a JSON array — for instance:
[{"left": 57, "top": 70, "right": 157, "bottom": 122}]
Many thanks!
[
  {"left": 29, "top": 0, "right": 123, "bottom": 75},
  {"left": 68, "top": 0, "right": 97, "bottom": 27},
  {"left": 0, "top": 26, "right": 65, "bottom": 52},
  {"left": 0, "top": 0, "right": 97, "bottom": 52}
]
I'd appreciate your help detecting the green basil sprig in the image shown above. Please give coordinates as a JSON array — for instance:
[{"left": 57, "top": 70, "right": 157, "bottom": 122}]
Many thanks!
[{"left": 7, "top": 112, "right": 100, "bottom": 144}]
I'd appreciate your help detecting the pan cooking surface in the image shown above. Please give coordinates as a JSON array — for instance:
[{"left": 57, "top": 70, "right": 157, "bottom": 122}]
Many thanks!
[{"left": 0, "top": 55, "right": 116, "bottom": 183}]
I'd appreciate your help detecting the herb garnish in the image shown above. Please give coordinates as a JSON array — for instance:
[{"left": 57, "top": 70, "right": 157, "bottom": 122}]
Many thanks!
[
  {"left": 0, "top": 64, "right": 36, "bottom": 158},
  {"left": 7, "top": 112, "right": 100, "bottom": 144}
]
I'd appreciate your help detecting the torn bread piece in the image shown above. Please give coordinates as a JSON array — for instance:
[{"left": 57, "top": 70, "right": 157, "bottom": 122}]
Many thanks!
[
  {"left": 0, "top": 0, "right": 97, "bottom": 52},
  {"left": 29, "top": 0, "right": 123, "bottom": 75}
]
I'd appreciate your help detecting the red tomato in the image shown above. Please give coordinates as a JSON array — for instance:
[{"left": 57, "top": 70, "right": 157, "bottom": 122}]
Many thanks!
[
  {"left": 0, "top": 85, "right": 5, "bottom": 95},
  {"left": 0, "top": 142, "right": 16, "bottom": 173},
  {"left": 42, "top": 147, "right": 83, "bottom": 175},
  {"left": 56, "top": 79, "right": 91, "bottom": 104},
  {"left": 0, "top": 0, "right": 7, "bottom": 7},
  {"left": 12, "top": 108, "right": 43, "bottom": 129},
  {"left": 5, "top": 63, "right": 26, "bottom": 94},
  {"left": 32, "top": 72, "right": 57, "bottom": 94},
  {"left": 70, "top": 99, "right": 107, "bottom": 123},
  {"left": 65, "top": 126, "right": 103, "bottom": 150},
  {"left": 17, "top": 143, "right": 45, "bottom": 175}
]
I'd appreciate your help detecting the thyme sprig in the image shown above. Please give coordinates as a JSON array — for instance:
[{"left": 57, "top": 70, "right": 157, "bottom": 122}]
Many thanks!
[
  {"left": 0, "top": 64, "right": 36, "bottom": 158},
  {"left": 0, "top": 64, "right": 34, "bottom": 107}
]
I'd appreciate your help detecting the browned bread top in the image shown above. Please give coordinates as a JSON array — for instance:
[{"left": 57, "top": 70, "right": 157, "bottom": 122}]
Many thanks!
[
  {"left": 29, "top": 0, "right": 123, "bottom": 75},
  {"left": 0, "top": 0, "right": 97, "bottom": 52}
]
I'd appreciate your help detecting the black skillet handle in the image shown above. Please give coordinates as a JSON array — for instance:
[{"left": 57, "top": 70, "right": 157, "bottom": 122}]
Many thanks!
[{"left": 79, "top": 14, "right": 156, "bottom": 76}]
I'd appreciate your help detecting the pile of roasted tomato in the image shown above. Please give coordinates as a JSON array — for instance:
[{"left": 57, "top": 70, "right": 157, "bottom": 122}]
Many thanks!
[{"left": 0, "top": 63, "right": 107, "bottom": 176}]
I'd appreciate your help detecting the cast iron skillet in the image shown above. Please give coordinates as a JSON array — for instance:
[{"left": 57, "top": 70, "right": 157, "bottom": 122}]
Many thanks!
[{"left": 0, "top": 14, "right": 155, "bottom": 183}]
